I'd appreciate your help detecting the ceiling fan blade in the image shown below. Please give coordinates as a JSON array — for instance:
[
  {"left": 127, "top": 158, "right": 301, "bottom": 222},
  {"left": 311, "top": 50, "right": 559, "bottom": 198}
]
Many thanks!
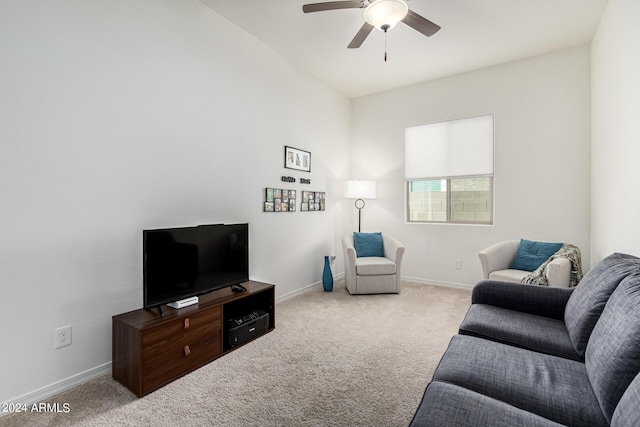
[
  {"left": 303, "top": 1, "right": 364, "bottom": 13},
  {"left": 347, "top": 22, "right": 374, "bottom": 49},
  {"left": 402, "top": 9, "right": 441, "bottom": 37}
]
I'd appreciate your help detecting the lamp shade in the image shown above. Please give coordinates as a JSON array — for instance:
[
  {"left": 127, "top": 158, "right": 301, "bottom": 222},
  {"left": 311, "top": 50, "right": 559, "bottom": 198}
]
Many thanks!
[
  {"left": 364, "top": 0, "right": 409, "bottom": 31},
  {"left": 345, "top": 180, "right": 377, "bottom": 199}
]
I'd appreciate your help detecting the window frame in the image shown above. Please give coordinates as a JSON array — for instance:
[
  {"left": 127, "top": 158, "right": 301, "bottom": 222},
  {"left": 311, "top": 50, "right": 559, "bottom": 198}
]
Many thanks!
[{"left": 405, "top": 177, "right": 493, "bottom": 225}]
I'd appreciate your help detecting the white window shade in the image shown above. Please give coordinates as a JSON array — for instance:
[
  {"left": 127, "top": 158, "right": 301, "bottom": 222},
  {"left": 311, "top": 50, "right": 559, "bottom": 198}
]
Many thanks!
[{"left": 405, "top": 114, "right": 494, "bottom": 180}]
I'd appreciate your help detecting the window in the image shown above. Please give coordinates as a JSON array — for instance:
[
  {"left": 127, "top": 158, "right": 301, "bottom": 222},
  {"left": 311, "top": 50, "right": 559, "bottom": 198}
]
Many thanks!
[
  {"left": 407, "top": 177, "right": 493, "bottom": 223},
  {"left": 405, "top": 114, "right": 494, "bottom": 224}
]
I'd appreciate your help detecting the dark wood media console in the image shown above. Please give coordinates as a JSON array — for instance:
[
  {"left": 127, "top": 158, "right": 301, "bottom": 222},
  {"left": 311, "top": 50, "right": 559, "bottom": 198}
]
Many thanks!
[{"left": 112, "top": 280, "right": 275, "bottom": 397}]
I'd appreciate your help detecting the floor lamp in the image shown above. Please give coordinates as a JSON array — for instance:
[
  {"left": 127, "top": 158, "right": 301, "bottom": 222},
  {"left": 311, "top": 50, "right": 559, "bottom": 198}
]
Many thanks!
[{"left": 345, "top": 180, "right": 376, "bottom": 232}]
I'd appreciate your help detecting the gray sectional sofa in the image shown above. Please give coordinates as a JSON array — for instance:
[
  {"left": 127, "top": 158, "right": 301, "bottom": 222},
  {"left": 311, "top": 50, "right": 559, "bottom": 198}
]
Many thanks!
[{"left": 410, "top": 253, "right": 640, "bottom": 426}]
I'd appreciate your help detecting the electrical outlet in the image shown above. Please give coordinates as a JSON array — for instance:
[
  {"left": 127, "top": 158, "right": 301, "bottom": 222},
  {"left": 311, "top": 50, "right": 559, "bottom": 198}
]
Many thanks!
[
  {"left": 454, "top": 259, "right": 462, "bottom": 270},
  {"left": 55, "top": 325, "right": 72, "bottom": 349}
]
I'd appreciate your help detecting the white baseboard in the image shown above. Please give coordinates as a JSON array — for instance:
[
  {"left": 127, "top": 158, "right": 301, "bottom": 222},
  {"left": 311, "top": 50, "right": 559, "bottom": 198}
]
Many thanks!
[
  {"left": 273, "top": 273, "right": 470, "bottom": 300},
  {"left": 1, "top": 362, "right": 112, "bottom": 417},
  {"left": 402, "top": 275, "right": 474, "bottom": 290},
  {"left": 276, "top": 273, "right": 345, "bottom": 303}
]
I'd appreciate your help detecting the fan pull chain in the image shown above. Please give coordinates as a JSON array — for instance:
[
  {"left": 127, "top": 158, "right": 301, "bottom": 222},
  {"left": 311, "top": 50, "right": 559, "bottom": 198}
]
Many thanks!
[
  {"left": 382, "top": 24, "right": 390, "bottom": 62},
  {"left": 384, "top": 32, "right": 387, "bottom": 61}
]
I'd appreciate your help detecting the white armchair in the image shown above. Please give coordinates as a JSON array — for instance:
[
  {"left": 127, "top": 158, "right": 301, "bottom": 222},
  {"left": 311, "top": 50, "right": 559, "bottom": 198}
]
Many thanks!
[
  {"left": 478, "top": 240, "right": 572, "bottom": 288},
  {"left": 342, "top": 233, "right": 405, "bottom": 295}
]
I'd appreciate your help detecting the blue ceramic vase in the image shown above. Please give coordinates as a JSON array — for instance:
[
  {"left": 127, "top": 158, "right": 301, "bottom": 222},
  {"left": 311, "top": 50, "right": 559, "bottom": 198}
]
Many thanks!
[{"left": 322, "top": 256, "right": 333, "bottom": 292}]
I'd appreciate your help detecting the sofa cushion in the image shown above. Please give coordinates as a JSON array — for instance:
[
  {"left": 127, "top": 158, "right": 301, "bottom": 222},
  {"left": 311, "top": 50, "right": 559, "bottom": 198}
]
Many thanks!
[
  {"left": 355, "top": 257, "right": 396, "bottom": 276},
  {"left": 586, "top": 272, "right": 640, "bottom": 422},
  {"left": 432, "top": 335, "right": 608, "bottom": 427},
  {"left": 611, "top": 371, "right": 640, "bottom": 427},
  {"left": 353, "top": 232, "right": 384, "bottom": 258},
  {"left": 459, "top": 304, "right": 580, "bottom": 361},
  {"left": 565, "top": 253, "right": 640, "bottom": 358},
  {"left": 410, "top": 381, "right": 564, "bottom": 427},
  {"left": 510, "top": 239, "right": 562, "bottom": 271}
]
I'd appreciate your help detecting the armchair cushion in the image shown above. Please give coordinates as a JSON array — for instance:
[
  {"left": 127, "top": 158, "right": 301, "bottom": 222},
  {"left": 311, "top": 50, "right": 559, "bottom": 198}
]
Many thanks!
[
  {"left": 353, "top": 232, "right": 384, "bottom": 258},
  {"left": 488, "top": 269, "right": 530, "bottom": 283},
  {"left": 355, "top": 257, "right": 396, "bottom": 276},
  {"left": 509, "top": 239, "right": 562, "bottom": 271}
]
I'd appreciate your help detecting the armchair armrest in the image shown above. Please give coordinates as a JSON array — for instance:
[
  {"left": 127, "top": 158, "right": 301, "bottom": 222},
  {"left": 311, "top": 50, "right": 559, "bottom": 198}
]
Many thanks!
[
  {"left": 471, "top": 280, "right": 574, "bottom": 320},
  {"left": 342, "top": 234, "right": 357, "bottom": 289},
  {"left": 546, "top": 257, "right": 571, "bottom": 288},
  {"left": 478, "top": 240, "right": 520, "bottom": 279},
  {"left": 382, "top": 234, "right": 405, "bottom": 263}
]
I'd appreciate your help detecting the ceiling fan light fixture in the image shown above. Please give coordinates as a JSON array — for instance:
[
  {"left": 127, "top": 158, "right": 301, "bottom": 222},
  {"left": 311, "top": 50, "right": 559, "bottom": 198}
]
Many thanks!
[{"left": 364, "top": 0, "right": 409, "bottom": 31}]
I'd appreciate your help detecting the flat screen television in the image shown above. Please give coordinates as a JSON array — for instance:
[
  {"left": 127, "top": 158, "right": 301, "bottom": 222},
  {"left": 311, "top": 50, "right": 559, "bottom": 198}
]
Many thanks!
[{"left": 143, "top": 223, "right": 249, "bottom": 310}]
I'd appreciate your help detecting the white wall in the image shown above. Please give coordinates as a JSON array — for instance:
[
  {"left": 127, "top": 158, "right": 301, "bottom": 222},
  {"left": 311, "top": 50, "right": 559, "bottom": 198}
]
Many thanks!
[
  {"left": 0, "top": 0, "right": 351, "bottom": 403},
  {"left": 351, "top": 46, "right": 592, "bottom": 286},
  {"left": 591, "top": 0, "right": 640, "bottom": 264},
  {"left": 4, "top": 0, "right": 633, "bottom": 408}
]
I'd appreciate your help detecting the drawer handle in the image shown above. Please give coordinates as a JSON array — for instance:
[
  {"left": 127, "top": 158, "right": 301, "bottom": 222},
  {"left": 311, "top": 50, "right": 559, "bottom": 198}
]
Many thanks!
[
  {"left": 184, "top": 345, "right": 191, "bottom": 356},
  {"left": 184, "top": 318, "right": 190, "bottom": 329}
]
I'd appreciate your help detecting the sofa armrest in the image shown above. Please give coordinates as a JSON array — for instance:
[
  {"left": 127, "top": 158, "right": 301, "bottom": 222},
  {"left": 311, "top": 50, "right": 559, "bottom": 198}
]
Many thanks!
[
  {"left": 546, "top": 257, "right": 571, "bottom": 288},
  {"left": 478, "top": 240, "right": 520, "bottom": 279},
  {"left": 471, "top": 280, "right": 574, "bottom": 320}
]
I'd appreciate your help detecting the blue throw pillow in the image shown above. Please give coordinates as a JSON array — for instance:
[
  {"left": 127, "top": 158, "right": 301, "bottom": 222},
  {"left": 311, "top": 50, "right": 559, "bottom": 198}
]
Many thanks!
[
  {"left": 509, "top": 239, "right": 563, "bottom": 271},
  {"left": 353, "top": 232, "right": 384, "bottom": 258}
]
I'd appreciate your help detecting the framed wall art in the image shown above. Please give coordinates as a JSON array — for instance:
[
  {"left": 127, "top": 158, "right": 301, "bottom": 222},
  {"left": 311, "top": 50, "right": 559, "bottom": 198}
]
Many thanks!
[
  {"left": 301, "top": 191, "right": 325, "bottom": 211},
  {"left": 284, "top": 146, "right": 311, "bottom": 173},
  {"left": 264, "top": 187, "right": 297, "bottom": 212}
]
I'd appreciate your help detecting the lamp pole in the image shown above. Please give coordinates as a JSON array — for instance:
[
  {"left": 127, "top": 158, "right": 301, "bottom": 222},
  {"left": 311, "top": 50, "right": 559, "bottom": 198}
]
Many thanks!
[{"left": 354, "top": 199, "right": 365, "bottom": 232}]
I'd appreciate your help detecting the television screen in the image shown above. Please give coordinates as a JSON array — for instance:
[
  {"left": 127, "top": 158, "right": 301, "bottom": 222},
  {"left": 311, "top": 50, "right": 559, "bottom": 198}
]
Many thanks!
[{"left": 143, "top": 223, "right": 249, "bottom": 309}]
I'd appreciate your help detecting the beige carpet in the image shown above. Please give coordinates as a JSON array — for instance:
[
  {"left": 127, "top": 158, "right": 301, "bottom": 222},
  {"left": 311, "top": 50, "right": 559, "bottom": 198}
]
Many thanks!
[{"left": 1, "top": 280, "right": 470, "bottom": 427}]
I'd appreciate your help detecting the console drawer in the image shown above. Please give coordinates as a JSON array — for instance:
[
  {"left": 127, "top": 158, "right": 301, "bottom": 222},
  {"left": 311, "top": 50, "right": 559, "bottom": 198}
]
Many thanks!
[
  {"left": 142, "top": 332, "right": 220, "bottom": 394},
  {"left": 142, "top": 306, "right": 221, "bottom": 354},
  {"left": 140, "top": 307, "right": 222, "bottom": 394}
]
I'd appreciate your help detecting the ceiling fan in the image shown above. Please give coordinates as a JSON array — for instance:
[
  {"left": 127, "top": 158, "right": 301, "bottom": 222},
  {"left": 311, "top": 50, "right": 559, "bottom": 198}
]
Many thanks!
[{"left": 302, "top": 0, "right": 441, "bottom": 51}]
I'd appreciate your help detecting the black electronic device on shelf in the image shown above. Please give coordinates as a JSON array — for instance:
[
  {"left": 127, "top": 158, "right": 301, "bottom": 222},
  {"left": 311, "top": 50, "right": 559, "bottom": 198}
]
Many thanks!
[{"left": 227, "top": 310, "right": 270, "bottom": 349}]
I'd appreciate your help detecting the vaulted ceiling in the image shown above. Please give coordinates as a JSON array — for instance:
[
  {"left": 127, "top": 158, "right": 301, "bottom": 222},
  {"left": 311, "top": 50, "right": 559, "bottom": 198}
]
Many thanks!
[{"left": 199, "top": 0, "right": 608, "bottom": 98}]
